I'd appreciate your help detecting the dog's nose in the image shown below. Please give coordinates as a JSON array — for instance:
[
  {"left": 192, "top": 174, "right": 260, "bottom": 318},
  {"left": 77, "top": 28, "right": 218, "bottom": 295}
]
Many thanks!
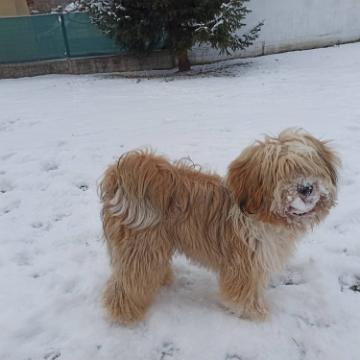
[{"left": 297, "top": 184, "right": 313, "bottom": 197}]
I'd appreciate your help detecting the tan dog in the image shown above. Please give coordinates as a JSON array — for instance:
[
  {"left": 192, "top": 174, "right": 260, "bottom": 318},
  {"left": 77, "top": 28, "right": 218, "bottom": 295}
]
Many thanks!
[{"left": 99, "top": 129, "right": 340, "bottom": 324}]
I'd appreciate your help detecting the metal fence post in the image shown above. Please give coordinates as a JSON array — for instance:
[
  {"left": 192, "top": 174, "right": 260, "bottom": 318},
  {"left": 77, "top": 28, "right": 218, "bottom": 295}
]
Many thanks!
[{"left": 59, "top": 14, "right": 70, "bottom": 57}]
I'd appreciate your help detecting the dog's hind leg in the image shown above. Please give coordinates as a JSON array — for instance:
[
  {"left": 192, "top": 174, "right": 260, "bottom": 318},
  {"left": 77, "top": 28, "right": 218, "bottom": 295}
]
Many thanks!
[{"left": 103, "top": 229, "right": 172, "bottom": 324}]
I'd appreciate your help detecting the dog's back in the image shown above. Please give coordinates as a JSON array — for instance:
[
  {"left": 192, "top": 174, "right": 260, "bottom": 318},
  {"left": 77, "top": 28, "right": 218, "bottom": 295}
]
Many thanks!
[
  {"left": 99, "top": 151, "right": 233, "bottom": 267},
  {"left": 100, "top": 150, "right": 227, "bottom": 226}
]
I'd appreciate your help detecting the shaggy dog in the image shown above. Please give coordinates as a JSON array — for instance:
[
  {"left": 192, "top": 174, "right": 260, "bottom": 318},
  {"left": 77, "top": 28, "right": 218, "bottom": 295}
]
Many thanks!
[{"left": 99, "top": 129, "right": 340, "bottom": 324}]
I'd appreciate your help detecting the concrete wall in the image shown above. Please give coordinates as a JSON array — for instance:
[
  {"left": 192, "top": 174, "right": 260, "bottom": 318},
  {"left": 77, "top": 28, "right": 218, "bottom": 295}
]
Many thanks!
[
  {"left": 0, "top": 51, "right": 174, "bottom": 79},
  {"left": 190, "top": 0, "right": 360, "bottom": 63},
  {"left": 0, "top": 0, "right": 29, "bottom": 16}
]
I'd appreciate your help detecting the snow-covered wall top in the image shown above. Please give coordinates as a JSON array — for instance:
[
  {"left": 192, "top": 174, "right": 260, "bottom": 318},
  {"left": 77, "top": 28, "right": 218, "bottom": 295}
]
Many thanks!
[{"left": 190, "top": 0, "right": 360, "bottom": 63}]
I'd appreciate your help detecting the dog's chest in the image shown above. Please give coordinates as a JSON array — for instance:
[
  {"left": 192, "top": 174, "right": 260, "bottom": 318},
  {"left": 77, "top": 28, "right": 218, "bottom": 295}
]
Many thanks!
[{"left": 253, "top": 224, "right": 297, "bottom": 273}]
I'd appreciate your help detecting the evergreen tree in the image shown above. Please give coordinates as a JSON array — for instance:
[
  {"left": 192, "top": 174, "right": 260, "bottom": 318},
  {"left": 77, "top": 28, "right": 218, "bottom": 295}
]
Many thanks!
[{"left": 85, "top": 0, "right": 263, "bottom": 71}]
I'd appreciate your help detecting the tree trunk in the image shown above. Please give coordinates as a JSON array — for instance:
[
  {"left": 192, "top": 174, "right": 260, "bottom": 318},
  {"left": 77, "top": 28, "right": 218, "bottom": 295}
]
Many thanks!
[{"left": 176, "top": 49, "right": 191, "bottom": 72}]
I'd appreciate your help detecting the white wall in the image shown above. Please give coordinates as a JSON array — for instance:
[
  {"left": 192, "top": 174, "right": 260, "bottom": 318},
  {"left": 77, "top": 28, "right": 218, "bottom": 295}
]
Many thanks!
[{"left": 190, "top": 0, "right": 360, "bottom": 63}]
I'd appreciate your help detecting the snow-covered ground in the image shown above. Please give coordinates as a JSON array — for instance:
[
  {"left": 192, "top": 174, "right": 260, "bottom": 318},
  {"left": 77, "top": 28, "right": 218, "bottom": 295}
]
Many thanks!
[{"left": 1, "top": 43, "right": 360, "bottom": 360}]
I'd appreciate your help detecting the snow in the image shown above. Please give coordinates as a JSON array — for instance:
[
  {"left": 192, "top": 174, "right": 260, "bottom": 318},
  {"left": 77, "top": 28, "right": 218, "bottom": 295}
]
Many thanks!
[
  {"left": 64, "top": 3, "right": 77, "bottom": 12},
  {"left": 1, "top": 43, "right": 360, "bottom": 360},
  {"left": 290, "top": 196, "right": 316, "bottom": 214}
]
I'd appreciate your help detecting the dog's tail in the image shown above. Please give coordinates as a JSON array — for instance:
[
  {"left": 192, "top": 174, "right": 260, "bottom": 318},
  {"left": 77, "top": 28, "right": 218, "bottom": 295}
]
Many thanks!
[
  {"left": 99, "top": 163, "right": 119, "bottom": 205},
  {"left": 99, "top": 150, "right": 176, "bottom": 230}
]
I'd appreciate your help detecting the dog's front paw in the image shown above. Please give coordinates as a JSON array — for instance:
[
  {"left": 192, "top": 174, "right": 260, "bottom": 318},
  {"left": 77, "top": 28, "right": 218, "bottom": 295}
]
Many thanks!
[
  {"left": 222, "top": 299, "right": 269, "bottom": 321},
  {"left": 243, "top": 301, "right": 269, "bottom": 321}
]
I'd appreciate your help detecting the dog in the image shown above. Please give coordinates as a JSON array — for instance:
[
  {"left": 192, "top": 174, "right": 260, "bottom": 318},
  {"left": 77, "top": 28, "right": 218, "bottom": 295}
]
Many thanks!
[{"left": 99, "top": 129, "right": 340, "bottom": 324}]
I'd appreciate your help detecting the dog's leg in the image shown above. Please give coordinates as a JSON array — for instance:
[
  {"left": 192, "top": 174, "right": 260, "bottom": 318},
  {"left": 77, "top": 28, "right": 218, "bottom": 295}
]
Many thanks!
[
  {"left": 103, "top": 231, "right": 172, "bottom": 324},
  {"left": 219, "top": 266, "right": 269, "bottom": 321},
  {"left": 103, "top": 260, "right": 172, "bottom": 324}
]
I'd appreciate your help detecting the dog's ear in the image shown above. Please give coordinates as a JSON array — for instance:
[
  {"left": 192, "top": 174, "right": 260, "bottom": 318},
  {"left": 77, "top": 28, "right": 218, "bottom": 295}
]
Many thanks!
[
  {"left": 227, "top": 144, "right": 272, "bottom": 216},
  {"left": 304, "top": 134, "right": 341, "bottom": 187}
]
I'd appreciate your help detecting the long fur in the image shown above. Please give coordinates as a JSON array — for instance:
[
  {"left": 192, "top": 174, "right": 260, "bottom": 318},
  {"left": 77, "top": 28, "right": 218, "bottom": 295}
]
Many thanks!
[{"left": 99, "top": 129, "right": 340, "bottom": 324}]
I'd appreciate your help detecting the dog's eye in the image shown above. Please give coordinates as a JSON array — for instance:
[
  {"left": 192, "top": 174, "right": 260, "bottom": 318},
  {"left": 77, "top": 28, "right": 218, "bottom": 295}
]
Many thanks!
[{"left": 297, "top": 184, "right": 313, "bottom": 197}]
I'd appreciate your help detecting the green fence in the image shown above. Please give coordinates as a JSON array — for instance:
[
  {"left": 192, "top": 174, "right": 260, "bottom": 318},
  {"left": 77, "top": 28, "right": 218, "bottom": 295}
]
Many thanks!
[{"left": 0, "top": 13, "right": 126, "bottom": 64}]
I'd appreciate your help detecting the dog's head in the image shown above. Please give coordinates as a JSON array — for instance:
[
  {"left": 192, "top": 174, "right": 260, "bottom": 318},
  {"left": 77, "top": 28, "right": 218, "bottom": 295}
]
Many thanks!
[{"left": 227, "top": 129, "right": 340, "bottom": 229}]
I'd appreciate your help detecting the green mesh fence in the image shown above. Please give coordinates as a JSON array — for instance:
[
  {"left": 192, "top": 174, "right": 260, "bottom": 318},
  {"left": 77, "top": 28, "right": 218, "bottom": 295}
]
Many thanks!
[
  {"left": 0, "top": 15, "right": 66, "bottom": 63},
  {"left": 64, "top": 12, "right": 125, "bottom": 57},
  {"left": 0, "top": 13, "right": 125, "bottom": 64}
]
